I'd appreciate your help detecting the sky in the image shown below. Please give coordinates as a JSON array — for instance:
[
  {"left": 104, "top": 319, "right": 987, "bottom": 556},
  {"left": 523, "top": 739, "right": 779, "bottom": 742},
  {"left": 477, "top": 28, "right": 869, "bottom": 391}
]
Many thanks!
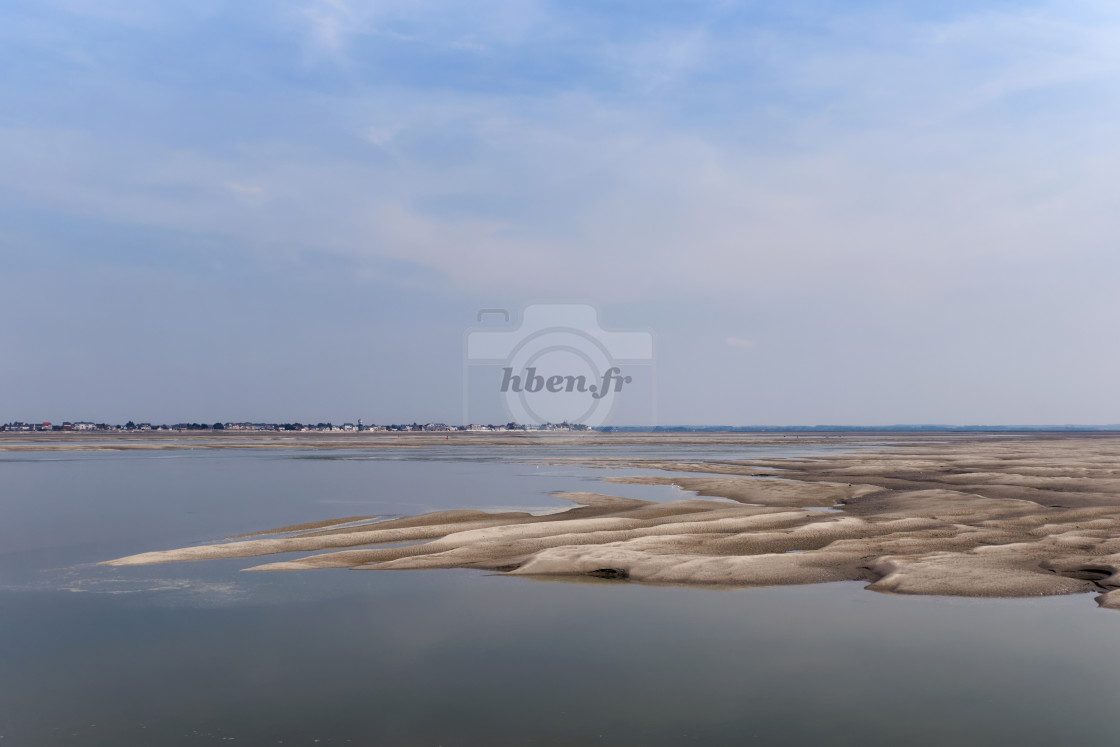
[{"left": 2, "top": 0, "right": 1119, "bottom": 426}]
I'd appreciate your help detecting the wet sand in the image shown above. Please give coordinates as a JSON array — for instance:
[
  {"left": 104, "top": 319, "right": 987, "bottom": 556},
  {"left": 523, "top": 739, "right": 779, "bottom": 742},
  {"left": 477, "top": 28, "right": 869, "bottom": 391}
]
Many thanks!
[{"left": 99, "top": 433, "right": 1120, "bottom": 609}]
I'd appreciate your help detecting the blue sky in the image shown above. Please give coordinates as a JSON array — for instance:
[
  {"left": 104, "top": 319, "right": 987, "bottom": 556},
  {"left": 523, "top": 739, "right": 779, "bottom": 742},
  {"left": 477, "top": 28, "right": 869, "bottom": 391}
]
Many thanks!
[{"left": 2, "top": 0, "right": 1119, "bottom": 425}]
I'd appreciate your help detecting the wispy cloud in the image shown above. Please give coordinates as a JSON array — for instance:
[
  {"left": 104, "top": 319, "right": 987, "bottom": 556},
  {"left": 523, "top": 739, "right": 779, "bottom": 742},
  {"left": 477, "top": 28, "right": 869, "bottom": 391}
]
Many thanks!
[
  {"left": 292, "top": 0, "right": 547, "bottom": 60},
  {"left": 365, "top": 125, "right": 401, "bottom": 147},
  {"left": 299, "top": 0, "right": 356, "bottom": 54},
  {"left": 725, "top": 337, "right": 756, "bottom": 349},
  {"left": 227, "top": 182, "right": 264, "bottom": 197},
  {"left": 610, "top": 27, "right": 711, "bottom": 90}
]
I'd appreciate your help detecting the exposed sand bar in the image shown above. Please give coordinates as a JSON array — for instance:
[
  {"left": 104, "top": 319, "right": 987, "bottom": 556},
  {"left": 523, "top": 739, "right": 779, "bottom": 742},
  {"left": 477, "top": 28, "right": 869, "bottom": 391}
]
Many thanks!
[{"left": 100, "top": 433, "right": 1120, "bottom": 610}]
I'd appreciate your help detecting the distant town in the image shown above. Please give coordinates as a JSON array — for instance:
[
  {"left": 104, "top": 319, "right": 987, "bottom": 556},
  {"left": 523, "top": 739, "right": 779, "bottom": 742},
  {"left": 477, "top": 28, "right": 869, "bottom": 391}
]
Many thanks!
[
  {"left": 4, "top": 421, "right": 1118, "bottom": 434},
  {"left": 0, "top": 420, "right": 590, "bottom": 433}
]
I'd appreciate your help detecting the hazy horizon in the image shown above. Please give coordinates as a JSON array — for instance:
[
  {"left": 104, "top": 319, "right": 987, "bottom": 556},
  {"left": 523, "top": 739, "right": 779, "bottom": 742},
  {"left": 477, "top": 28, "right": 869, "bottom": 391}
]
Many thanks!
[{"left": 5, "top": 419, "right": 1120, "bottom": 431}]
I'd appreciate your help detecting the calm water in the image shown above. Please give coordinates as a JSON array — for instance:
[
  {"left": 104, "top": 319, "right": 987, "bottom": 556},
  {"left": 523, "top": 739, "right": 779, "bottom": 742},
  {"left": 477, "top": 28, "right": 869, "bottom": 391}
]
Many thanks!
[{"left": 2, "top": 444, "right": 1120, "bottom": 745}]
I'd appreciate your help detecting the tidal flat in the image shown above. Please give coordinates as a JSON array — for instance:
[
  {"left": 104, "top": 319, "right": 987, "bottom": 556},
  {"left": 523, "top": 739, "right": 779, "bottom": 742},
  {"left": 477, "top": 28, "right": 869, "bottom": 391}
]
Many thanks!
[{"left": 98, "top": 432, "right": 1120, "bottom": 609}]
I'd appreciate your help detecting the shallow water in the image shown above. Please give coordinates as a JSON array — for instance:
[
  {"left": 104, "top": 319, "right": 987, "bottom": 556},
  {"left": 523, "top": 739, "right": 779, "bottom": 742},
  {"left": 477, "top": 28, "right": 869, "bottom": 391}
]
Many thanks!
[{"left": 2, "top": 445, "right": 1120, "bottom": 745}]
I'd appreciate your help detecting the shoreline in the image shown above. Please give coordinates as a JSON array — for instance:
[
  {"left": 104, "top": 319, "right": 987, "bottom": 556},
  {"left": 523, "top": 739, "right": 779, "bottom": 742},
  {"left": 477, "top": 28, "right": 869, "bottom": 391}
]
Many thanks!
[{"left": 5, "top": 429, "right": 1119, "bottom": 452}]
